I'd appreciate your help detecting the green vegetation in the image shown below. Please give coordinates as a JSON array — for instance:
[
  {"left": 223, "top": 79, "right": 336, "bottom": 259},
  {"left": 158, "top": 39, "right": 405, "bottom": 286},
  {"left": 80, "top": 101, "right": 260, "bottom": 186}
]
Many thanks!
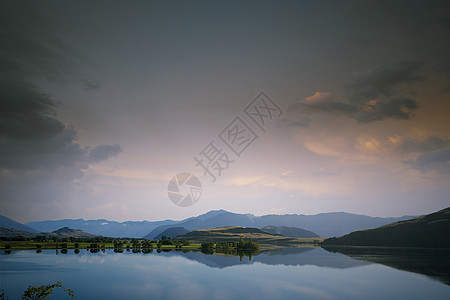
[
  {"left": 200, "top": 241, "right": 215, "bottom": 254},
  {"left": 21, "top": 281, "right": 76, "bottom": 299},
  {"left": 236, "top": 236, "right": 259, "bottom": 251},
  {"left": 176, "top": 226, "right": 323, "bottom": 248},
  {"left": 199, "top": 237, "right": 260, "bottom": 256},
  {"left": 0, "top": 236, "right": 200, "bottom": 250},
  {"left": 322, "top": 207, "right": 450, "bottom": 248},
  {"left": 261, "top": 225, "right": 319, "bottom": 238},
  {"left": 0, "top": 225, "right": 323, "bottom": 251}
]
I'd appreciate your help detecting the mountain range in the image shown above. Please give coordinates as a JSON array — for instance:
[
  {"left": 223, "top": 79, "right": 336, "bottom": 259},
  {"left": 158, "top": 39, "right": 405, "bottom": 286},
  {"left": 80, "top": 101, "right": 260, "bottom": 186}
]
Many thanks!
[
  {"left": 0, "top": 225, "right": 96, "bottom": 239},
  {"left": 25, "top": 218, "right": 179, "bottom": 238},
  {"left": 16, "top": 209, "right": 416, "bottom": 238},
  {"left": 142, "top": 210, "right": 415, "bottom": 239}
]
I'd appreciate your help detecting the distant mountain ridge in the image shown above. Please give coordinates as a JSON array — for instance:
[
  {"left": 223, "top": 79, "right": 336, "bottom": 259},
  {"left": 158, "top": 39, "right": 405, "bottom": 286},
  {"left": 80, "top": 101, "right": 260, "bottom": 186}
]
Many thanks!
[
  {"left": 17, "top": 209, "right": 419, "bottom": 238},
  {"left": 143, "top": 210, "right": 416, "bottom": 239},
  {"left": 0, "top": 226, "right": 96, "bottom": 239},
  {"left": 25, "top": 218, "right": 179, "bottom": 238},
  {"left": 322, "top": 207, "right": 450, "bottom": 248},
  {"left": 261, "top": 225, "right": 319, "bottom": 238}
]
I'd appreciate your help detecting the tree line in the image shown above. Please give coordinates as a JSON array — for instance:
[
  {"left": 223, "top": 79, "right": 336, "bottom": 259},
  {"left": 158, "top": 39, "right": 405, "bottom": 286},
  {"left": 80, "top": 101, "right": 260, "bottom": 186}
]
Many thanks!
[{"left": 201, "top": 236, "right": 259, "bottom": 252}]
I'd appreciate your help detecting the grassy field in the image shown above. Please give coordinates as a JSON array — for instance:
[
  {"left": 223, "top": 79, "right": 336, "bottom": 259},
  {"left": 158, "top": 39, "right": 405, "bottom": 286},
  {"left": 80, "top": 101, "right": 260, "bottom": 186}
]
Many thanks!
[
  {"left": 0, "top": 241, "right": 201, "bottom": 250},
  {"left": 177, "top": 226, "right": 325, "bottom": 247}
]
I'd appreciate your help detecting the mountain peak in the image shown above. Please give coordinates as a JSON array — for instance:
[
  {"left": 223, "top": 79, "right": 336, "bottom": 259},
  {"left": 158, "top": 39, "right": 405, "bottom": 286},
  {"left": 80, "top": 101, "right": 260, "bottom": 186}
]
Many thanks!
[
  {"left": 194, "top": 209, "right": 230, "bottom": 220},
  {"left": 50, "top": 227, "right": 96, "bottom": 238},
  {"left": 52, "top": 226, "right": 76, "bottom": 233}
]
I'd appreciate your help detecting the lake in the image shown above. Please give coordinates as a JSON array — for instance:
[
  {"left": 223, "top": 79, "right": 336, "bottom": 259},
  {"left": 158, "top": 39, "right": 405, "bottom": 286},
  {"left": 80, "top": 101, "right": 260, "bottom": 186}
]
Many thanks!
[{"left": 1, "top": 247, "right": 449, "bottom": 299}]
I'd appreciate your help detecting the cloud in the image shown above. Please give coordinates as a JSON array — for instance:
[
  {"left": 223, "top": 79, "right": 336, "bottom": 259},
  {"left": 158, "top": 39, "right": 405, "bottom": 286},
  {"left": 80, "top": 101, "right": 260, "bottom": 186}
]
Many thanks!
[
  {"left": 82, "top": 79, "right": 100, "bottom": 91},
  {"left": 287, "top": 61, "right": 424, "bottom": 125},
  {"left": 406, "top": 149, "right": 450, "bottom": 174},
  {"left": 299, "top": 98, "right": 357, "bottom": 115},
  {"left": 279, "top": 170, "right": 297, "bottom": 178},
  {"left": 445, "top": 82, "right": 450, "bottom": 92},
  {"left": 278, "top": 115, "right": 311, "bottom": 128},
  {"left": 391, "top": 136, "right": 450, "bottom": 153},
  {"left": 0, "top": 2, "right": 76, "bottom": 82},
  {"left": 304, "top": 92, "right": 332, "bottom": 103},
  {"left": 355, "top": 97, "right": 418, "bottom": 123},
  {"left": 395, "top": 136, "right": 450, "bottom": 174},
  {"left": 353, "top": 134, "right": 450, "bottom": 174},
  {"left": 288, "top": 93, "right": 357, "bottom": 116},
  {"left": 345, "top": 61, "right": 425, "bottom": 103},
  {"left": 0, "top": 2, "right": 121, "bottom": 173},
  {"left": 0, "top": 80, "right": 88, "bottom": 170},
  {"left": 88, "top": 144, "right": 123, "bottom": 163},
  {"left": 0, "top": 1, "right": 81, "bottom": 170},
  {"left": 442, "top": 17, "right": 450, "bottom": 31},
  {"left": 0, "top": 2, "right": 122, "bottom": 219},
  {"left": 311, "top": 168, "right": 337, "bottom": 177}
]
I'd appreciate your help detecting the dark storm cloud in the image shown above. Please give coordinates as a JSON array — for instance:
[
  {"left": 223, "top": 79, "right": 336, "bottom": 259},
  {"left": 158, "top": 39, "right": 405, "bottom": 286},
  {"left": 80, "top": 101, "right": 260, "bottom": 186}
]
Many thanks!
[
  {"left": 445, "top": 82, "right": 450, "bottom": 92},
  {"left": 289, "top": 95, "right": 418, "bottom": 124},
  {"left": 399, "top": 136, "right": 450, "bottom": 153},
  {"left": 343, "top": 61, "right": 423, "bottom": 122},
  {"left": 0, "top": 83, "right": 63, "bottom": 140},
  {"left": 288, "top": 62, "right": 423, "bottom": 124},
  {"left": 345, "top": 61, "right": 425, "bottom": 103},
  {"left": 286, "top": 120, "right": 311, "bottom": 128},
  {"left": 355, "top": 97, "right": 418, "bottom": 123},
  {"left": 0, "top": 1, "right": 120, "bottom": 172},
  {"left": 442, "top": 17, "right": 450, "bottom": 31},
  {"left": 397, "top": 136, "right": 450, "bottom": 174},
  {"left": 88, "top": 144, "right": 122, "bottom": 163},
  {"left": 406, "top": 149, "right": 450, "bottom": 174},
  {"left": 82, "top": 79, "right": 100, "bottom": 91},
  {"left": 290, "top": 99, "right": 357, "bottom": 115},
  {"left": 278, "top": 115, "right": 311, "bottom": 128},
  {"left": 0, "top": 2, "right": 76, "bottom": 82}
]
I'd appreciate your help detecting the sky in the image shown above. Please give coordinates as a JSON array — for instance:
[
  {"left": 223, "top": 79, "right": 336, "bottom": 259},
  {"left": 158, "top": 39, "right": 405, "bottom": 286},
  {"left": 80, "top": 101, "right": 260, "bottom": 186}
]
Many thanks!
[{"left": 1, "top": 0, "right": 450, "bottom": 223}]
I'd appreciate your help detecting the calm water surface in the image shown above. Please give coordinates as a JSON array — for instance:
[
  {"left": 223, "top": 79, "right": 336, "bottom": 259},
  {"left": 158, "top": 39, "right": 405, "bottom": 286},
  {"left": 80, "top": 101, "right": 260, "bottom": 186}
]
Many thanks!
[{"left": 1, "top": 247, "right": 449, "bottom": 299}]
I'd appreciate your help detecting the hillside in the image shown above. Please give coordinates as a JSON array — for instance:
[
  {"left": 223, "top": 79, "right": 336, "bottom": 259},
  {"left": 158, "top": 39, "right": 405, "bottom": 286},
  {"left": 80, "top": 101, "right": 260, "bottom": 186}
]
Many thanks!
[
  {"left": 0, "top": 226, "right": 97, "bottom": 239},
  {"left": 0, "top": 227, "right": 37, "bottom": 238},
  {"left": 322, "top": 207, "right": 450, "bottom": 248},
  {"left": 261, "top": 225, "right": 319, "bottom": 238},
  {"left": 0, "top": 215, "right": 38, "bottom": 233},
  {"left": 47, "top": 227, "right": 97, "bottom": 238},
  {"left": 152, "top": 227, "right": 189, "bottom": 240},
  {"left": 175, "top": 226, "right": 322, "bottom": 247}
]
